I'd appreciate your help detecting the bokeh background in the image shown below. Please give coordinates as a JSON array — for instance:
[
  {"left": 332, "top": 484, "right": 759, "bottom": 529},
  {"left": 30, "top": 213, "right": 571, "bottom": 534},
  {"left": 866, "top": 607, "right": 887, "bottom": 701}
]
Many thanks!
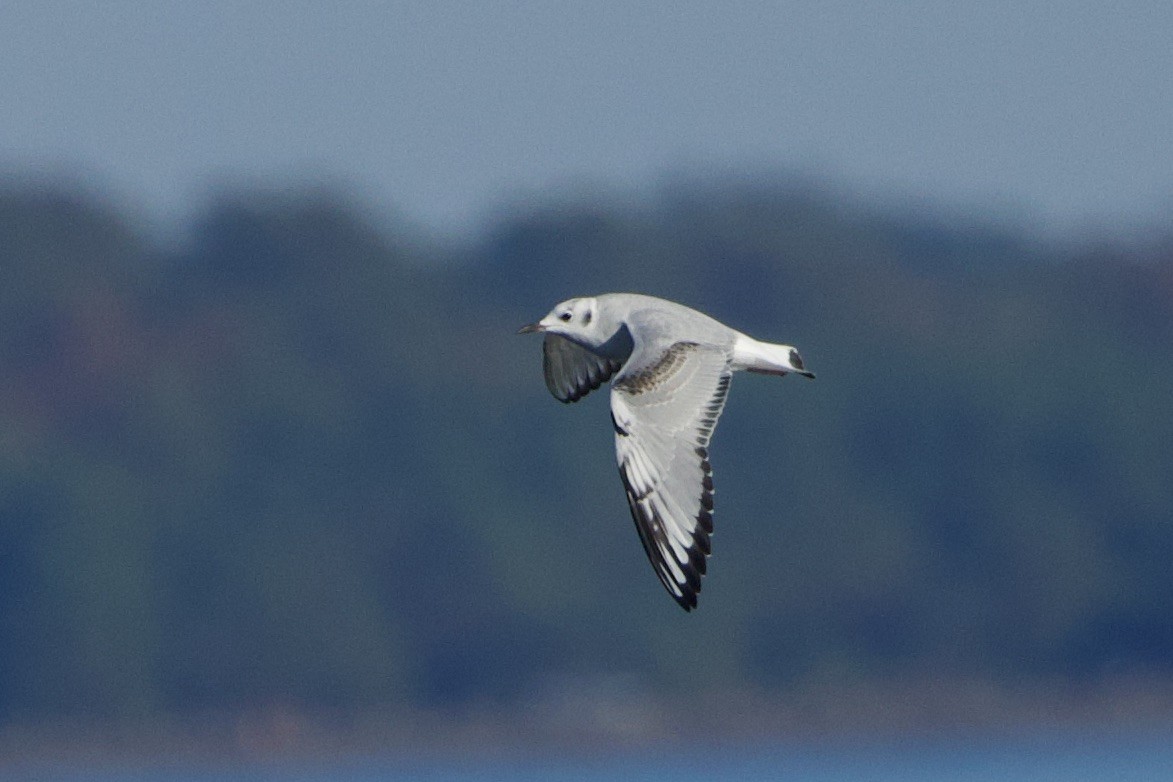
[{"left": 2, "top": 2, "right": 1173, "bottom": 775}]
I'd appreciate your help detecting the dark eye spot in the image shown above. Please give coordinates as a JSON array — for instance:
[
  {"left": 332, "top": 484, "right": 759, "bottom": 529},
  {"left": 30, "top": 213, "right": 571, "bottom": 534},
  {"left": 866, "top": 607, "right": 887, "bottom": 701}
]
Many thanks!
[
  {"left": 583, "top": 311, "right": 592, "bottom": 325},
  {"left": 559, "top": 312, "right": 572, "bottom": 322}
]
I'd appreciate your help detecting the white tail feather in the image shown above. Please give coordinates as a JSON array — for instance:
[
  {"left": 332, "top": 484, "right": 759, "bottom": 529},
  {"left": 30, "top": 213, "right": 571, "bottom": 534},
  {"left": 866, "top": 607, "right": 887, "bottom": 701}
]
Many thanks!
[{"left": 731, "top": 334, "right": 815, "bottom": 378}]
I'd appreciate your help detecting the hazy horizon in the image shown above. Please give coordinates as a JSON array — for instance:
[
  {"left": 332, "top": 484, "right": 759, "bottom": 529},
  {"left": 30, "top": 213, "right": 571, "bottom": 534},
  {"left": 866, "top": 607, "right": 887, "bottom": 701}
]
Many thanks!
[{"left": 3, "top": 2, "right": 1171, "bottom": 238}]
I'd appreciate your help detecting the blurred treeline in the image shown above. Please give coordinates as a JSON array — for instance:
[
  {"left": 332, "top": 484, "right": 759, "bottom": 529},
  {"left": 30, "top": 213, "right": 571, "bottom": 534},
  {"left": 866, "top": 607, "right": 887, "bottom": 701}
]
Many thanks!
[{"left": 1, "top": 180, "right": 1172, "bottom": 724}]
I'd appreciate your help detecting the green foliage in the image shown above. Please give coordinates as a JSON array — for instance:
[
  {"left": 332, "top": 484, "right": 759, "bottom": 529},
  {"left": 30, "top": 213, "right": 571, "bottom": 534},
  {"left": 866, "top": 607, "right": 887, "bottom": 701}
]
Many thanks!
[{"left": 0, "top": 180, "right": 1170, "bottom": 719}]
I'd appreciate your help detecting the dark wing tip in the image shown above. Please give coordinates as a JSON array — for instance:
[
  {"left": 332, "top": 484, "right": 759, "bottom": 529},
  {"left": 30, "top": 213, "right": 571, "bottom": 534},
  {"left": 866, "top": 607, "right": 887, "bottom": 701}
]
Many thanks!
[
  {"left": 666, "top": 564, "right": 701, "bottom": 612},
  {"left": 619, "top": 460, "right": 712, "bottom": 613}
]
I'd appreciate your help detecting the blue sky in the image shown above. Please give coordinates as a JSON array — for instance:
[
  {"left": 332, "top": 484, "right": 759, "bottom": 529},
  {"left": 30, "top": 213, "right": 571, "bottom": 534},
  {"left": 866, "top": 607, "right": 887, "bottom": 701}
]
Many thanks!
[{"left": 2, "top": 2, "right": 1171, "bottom": 237}]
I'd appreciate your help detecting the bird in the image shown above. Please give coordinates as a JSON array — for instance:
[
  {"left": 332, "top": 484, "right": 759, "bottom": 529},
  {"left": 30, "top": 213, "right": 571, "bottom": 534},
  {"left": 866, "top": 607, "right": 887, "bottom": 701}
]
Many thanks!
[{"left": 518, "top": 293, "right": 814, "bottom": 611}]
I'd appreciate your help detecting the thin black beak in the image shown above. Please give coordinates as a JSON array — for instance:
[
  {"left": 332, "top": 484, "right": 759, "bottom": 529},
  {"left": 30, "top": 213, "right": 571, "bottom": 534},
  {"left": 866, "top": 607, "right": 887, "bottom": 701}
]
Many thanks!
[{"left": 517, "top": 322, "right": 545, "bottom": 334}]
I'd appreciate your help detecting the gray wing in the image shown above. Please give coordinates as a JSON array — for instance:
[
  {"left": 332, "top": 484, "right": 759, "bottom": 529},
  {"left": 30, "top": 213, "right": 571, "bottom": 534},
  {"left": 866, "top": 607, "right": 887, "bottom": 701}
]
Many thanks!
[
  {"left": 610, "top": 341, "right": 732, "bottom": 611},
  {"left": 543, "top": 334, "right": 624, "bottom": 403}
]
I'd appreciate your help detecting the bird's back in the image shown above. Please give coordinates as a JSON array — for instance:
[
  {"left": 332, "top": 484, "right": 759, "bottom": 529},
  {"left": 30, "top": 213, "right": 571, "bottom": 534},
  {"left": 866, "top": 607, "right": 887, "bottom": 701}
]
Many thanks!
[{"left": 599, "top": 293, "right": 738, "bottom": 356}]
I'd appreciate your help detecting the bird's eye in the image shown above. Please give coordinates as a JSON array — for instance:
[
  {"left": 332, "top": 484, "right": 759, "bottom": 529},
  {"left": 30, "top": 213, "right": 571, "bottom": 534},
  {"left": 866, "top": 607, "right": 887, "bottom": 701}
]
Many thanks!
[
  {"left": 559, "top": 312, "right": 572, "bottom": 322},
  {"left": 583, "top": 310, "right": 592, "bottom": 325}
]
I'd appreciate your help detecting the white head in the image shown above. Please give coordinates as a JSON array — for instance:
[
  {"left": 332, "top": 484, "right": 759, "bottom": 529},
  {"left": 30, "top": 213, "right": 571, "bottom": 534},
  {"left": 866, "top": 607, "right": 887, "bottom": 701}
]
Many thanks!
[{"left": 517, "top": 296, "right": 611, "bottom": 350}]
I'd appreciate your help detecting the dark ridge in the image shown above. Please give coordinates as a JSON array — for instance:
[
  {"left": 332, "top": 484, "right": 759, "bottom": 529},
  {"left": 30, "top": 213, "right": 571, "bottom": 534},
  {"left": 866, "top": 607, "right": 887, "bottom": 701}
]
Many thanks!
[{"left": 611, "top": 411, "right": 629, "bottom": 436}]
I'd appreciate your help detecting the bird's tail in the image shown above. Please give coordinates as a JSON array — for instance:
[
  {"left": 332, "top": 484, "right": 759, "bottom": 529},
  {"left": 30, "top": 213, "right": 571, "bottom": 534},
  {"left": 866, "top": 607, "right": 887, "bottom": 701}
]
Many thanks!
[{"left": 731, "top": 335, "right": 815, "bottom": 378}]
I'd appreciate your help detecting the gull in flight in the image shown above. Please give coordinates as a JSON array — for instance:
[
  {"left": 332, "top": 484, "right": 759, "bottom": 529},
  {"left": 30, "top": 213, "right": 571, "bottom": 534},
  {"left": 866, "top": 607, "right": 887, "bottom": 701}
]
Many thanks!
[{"left": 519, "top": 293, "right": 814, "bottom": 611}]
